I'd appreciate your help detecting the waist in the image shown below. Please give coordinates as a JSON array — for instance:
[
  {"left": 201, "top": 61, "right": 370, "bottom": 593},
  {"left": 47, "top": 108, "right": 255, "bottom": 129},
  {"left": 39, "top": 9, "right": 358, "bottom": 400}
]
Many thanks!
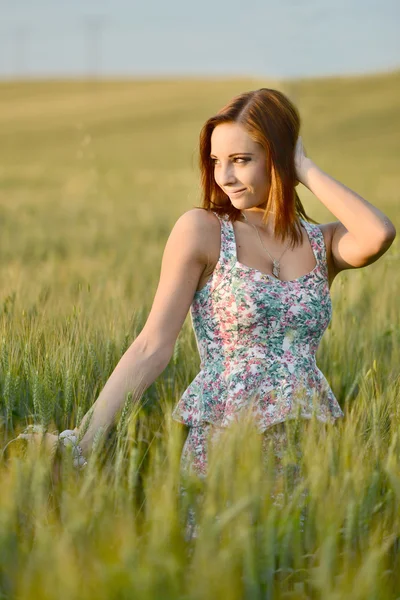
[{"left": 224, "top": 346, "right": 317, "bottom": 378}]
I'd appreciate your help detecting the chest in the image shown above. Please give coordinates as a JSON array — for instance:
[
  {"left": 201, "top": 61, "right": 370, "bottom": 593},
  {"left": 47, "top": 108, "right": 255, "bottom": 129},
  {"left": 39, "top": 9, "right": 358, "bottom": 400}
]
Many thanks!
[
  {"left": 198, "top": 261, "right": 332, "bottom": 338},
  {"left": 197, "top": 222, "right": 336, "bottom": 293}
]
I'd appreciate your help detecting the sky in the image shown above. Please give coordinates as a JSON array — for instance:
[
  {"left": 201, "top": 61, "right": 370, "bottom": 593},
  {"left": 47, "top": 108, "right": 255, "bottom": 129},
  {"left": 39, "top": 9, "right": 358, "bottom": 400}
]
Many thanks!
[{"left": 1, "top": 0, "right": 399, "bottom": 80}]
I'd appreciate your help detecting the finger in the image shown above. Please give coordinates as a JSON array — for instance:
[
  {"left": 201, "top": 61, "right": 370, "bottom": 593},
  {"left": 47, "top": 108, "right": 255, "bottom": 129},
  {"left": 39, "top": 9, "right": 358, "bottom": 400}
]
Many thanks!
[{"left": 17, "top": 433, "right": 45, "bottom": 446}]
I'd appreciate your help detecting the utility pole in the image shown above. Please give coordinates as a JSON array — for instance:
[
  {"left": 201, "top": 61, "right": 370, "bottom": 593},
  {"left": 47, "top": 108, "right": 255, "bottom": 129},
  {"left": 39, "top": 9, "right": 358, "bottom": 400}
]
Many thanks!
[
  {"left": 83, "top": 16, "right": 108, "bottom": 79},
  {"left": 13, "top": 25, "right": 30, "bottom": 78}
]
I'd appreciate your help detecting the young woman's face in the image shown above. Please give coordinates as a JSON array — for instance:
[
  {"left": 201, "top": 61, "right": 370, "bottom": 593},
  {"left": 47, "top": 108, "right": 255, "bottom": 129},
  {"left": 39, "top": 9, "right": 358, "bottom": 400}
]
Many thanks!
[{"left": 210, "top": 122, "right": 270, "bottom": 210}]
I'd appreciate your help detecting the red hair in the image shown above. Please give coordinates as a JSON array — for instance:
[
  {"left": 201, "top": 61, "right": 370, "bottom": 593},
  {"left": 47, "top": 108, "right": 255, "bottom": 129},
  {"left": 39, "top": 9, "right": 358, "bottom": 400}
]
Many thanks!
[{"left": 197, "top": 88, "right": 318, "bottom": 248}]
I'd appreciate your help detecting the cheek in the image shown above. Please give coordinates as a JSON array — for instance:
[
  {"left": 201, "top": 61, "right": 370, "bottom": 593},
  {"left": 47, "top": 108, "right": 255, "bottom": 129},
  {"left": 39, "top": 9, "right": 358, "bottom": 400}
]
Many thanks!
[{"left": 250, "top": 165, "right": 268, "bottom": 188}]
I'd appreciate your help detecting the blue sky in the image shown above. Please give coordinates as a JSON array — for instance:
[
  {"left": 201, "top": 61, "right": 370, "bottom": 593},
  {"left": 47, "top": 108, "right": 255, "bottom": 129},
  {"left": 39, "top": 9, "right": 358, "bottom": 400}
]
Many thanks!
[{"left": 1, "top": 0, "right": 399, "bottom": 79}]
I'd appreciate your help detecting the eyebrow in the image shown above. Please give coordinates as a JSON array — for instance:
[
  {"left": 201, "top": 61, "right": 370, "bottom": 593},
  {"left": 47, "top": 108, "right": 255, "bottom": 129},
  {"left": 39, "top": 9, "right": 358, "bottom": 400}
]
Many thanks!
[{"left": 210, "top": 152, "right": 254, "bottom": 158}]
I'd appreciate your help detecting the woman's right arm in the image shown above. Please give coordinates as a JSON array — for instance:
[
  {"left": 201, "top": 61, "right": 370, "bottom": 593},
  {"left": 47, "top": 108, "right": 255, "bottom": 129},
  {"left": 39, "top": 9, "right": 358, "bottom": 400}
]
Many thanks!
[{"left": 75, "top": 208, "right": 212, "bottom": 457}]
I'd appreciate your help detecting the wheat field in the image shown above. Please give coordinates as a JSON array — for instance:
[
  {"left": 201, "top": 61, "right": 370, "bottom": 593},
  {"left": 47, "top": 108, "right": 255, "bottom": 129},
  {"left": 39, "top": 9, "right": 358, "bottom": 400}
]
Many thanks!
[{"left": 0, "top": 70, "right": 399, "bottom": 599}]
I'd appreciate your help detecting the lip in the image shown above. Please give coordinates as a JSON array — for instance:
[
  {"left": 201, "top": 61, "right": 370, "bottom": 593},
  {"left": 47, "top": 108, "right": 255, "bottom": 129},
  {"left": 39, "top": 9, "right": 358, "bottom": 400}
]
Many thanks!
[{"left": 229, "top": 188, "right": 246, "bottom": 195}]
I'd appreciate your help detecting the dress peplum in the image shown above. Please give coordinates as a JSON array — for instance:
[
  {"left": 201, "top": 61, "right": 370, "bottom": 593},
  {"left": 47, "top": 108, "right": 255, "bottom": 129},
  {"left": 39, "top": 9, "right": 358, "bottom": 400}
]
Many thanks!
[{"left": 172, "top": 211, "right": 344, "bottom": 432}]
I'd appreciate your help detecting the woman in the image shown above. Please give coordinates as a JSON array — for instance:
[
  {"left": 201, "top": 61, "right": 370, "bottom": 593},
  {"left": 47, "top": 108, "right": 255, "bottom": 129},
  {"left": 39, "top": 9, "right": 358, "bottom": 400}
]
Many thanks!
[{"left": 13, "top": 88, "right": 396, "bottom": 514}]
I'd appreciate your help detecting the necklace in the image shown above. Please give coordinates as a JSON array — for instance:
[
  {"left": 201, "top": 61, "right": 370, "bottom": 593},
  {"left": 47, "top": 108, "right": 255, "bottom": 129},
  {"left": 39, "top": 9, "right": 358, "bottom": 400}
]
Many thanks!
[{"left": 240, "top": 211, "right": 290, "bottom": 279}]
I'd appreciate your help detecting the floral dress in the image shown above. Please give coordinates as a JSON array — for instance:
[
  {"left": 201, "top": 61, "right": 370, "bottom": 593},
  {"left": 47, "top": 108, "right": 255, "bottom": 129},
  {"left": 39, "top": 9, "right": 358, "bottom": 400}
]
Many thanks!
[{"left": 172, "top": 211, "right": 344, "bottom": 538}]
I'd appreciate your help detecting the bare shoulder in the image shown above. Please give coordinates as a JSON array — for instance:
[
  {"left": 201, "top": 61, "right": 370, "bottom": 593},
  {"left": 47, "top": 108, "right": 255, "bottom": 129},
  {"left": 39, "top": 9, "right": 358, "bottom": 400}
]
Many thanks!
[
  {"left": 181, "top": 207, "right": 221, "bottom": 230},
  {"left": 316, "top": 221, "right": 338, "bottom": 288},
  {"left": 179, "top": 207, "right": 219, "bottom": 232},
  {"left": 178, "top": 208, "right": 221, "bottom": 267}
]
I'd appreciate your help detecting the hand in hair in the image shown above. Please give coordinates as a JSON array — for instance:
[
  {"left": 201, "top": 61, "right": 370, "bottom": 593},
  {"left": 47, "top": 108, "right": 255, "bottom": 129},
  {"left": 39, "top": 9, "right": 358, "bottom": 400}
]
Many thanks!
[{"left": 294, "top": 136, "right": 310, "bottom": 186}]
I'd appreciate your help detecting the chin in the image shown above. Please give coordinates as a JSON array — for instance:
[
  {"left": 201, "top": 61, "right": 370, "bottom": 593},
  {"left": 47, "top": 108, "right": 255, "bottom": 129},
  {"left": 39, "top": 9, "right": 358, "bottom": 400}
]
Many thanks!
[{"left": 232, "top": 201, "right": 257, "bottom": 210}]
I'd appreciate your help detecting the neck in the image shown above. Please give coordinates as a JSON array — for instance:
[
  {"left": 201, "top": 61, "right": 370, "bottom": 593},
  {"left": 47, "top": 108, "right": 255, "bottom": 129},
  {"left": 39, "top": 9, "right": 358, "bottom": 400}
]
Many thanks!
[{"left": 241, "top": 209, "right": 276, "bottom": 227}]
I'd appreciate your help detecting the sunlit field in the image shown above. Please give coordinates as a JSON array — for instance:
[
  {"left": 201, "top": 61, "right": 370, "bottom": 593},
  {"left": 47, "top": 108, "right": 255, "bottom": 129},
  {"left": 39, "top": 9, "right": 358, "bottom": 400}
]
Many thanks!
[{"left": 0, "top": 70, "right": 399, "bottom": 599}]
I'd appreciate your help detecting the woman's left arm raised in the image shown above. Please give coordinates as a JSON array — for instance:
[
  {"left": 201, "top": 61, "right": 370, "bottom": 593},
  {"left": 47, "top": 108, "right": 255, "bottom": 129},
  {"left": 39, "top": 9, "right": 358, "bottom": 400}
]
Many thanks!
[{"left": 295, "top": 136, "right": 397, "bottom": 273}]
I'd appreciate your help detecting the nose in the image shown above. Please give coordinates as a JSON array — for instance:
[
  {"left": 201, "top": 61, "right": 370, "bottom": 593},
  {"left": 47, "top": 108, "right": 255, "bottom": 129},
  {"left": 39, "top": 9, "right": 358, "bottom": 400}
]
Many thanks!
[{"left": 217, "top": 162, "right": 239, "bottom": 188}]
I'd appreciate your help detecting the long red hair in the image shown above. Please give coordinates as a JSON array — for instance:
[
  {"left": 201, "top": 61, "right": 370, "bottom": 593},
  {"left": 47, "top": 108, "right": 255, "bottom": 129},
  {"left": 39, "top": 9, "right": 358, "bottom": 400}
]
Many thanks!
[{"left": 197, "top": 88, "right": 318, "bottom": 249}]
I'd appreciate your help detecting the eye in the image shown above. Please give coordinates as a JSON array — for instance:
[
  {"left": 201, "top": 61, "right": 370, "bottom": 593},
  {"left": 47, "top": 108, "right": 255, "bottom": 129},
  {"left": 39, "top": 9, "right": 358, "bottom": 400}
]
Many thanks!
[{"left": 211, "top": 157, "right": 250, "bottom": 165}]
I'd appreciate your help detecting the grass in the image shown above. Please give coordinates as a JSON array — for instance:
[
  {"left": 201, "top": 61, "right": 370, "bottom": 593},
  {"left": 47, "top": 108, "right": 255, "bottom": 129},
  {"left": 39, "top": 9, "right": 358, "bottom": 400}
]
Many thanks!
[{"left": 0, "top": 69, "right": 399, "bottom": 598}]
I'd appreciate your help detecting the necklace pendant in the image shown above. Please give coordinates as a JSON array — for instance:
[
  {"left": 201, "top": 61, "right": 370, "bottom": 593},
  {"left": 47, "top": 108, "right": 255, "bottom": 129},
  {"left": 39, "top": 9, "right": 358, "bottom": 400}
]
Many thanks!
[{"left": 272, "top": 260, "right": 280, "bottom": 278}]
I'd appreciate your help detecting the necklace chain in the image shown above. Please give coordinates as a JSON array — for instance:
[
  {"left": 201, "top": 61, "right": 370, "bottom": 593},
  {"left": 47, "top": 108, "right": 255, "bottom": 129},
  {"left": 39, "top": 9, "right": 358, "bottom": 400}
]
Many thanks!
[{"left": 240, "top": 211, "right": 290, "bottom": 279}]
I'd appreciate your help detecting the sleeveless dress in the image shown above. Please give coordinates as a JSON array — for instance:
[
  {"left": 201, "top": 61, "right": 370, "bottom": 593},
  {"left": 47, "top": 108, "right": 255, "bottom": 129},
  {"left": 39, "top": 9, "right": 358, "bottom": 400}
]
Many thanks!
[
  {"left": 172, "top": 211, "right": 344, "bottom": 433},
  {"left": 173, "top": 211, "right": 344, "bottom": 538}
]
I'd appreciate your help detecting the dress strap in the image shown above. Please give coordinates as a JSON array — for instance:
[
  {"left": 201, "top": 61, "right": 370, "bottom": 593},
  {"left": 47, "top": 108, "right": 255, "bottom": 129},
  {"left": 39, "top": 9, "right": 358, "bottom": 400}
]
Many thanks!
[
  {"left": 212, "top": 212, "right": 237, "bottom": 265},
  {"left": 203, "top": 212, "right": 236, "bottom": 295},
  {"left": 300, "top": 219, "right": 329, "bottom": 279}
]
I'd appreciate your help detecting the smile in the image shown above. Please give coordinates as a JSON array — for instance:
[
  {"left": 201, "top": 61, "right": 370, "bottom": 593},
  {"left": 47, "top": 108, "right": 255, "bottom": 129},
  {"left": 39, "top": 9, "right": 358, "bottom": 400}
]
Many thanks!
[{"left": 229, "top": 189, "right": 246, "bottom": 195}]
